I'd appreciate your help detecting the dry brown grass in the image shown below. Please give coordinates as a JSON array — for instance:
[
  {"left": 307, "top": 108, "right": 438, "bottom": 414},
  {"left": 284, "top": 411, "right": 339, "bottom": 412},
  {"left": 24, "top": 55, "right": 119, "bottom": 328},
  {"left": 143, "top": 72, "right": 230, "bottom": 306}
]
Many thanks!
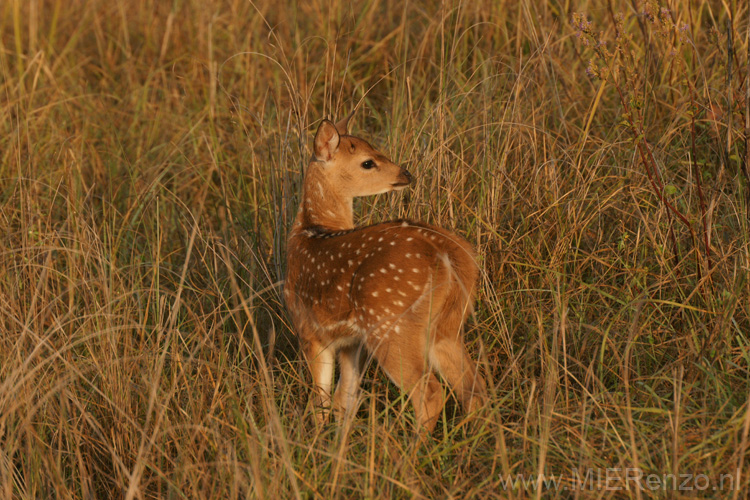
[{"left": 2, "top": 0, "right": 750, "bottom": 497}]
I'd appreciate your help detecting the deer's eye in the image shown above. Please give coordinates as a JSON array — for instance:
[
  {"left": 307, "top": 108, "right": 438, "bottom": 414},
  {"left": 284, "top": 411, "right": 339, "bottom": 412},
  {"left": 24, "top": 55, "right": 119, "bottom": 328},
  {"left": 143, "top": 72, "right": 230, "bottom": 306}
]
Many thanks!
[{"left": 361, "top": 160, "right": 375, "bottom": 170}]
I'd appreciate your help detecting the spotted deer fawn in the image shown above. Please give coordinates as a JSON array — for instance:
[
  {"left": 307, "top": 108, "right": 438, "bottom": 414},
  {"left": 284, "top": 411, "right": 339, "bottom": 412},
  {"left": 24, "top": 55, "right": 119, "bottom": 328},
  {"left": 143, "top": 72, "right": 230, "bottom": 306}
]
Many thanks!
[{"left": 284, "top": 113, "right": 487, "bottom": 432}]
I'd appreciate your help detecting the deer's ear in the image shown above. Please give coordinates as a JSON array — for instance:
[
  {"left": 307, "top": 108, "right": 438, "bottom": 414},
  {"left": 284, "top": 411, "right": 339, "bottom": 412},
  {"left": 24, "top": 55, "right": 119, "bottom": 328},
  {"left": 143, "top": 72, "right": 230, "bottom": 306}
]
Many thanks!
[
  {"left": 314, "top": 120, "right": 340, "bottom": 161},
  {"left": 334, "top": 109, "right": 355, "bottom": 135}
]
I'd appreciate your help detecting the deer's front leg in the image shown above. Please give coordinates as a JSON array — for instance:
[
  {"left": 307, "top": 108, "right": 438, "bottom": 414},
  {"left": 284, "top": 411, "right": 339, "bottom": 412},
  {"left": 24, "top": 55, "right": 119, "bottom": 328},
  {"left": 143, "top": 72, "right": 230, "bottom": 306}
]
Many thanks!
[
  {"left": 302, "top": 337, "right": 336, "bottom": 426},
  {"left": 333, "top": 342, "right": 366, "bottom": 421}
]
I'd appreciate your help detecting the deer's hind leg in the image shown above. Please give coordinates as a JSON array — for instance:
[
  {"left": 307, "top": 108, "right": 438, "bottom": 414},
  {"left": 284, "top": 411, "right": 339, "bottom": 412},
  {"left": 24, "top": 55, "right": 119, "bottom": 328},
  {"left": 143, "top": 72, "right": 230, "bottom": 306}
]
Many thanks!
[
  {"left": 365, "top": 319, "right": 445, "bottom": 432},
  {"left": 429, "top": 337, "right": 487, "bottom": 414},
  {"left": 429, "top": 265, "right": 487, "bottom": 414}
]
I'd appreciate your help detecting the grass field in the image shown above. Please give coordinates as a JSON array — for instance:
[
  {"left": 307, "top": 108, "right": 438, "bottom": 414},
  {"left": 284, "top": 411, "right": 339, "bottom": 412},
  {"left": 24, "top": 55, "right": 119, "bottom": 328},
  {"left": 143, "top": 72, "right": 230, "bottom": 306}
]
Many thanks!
[{"left": 2, "top": 0, "right": 750, "bottom": 497}]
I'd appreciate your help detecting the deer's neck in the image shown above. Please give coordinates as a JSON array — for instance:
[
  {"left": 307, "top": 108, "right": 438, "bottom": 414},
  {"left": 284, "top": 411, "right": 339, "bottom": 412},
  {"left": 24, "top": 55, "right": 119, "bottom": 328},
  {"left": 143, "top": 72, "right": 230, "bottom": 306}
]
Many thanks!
[{"left": 292, "top": 164, "right": 354, "bottom": 233}]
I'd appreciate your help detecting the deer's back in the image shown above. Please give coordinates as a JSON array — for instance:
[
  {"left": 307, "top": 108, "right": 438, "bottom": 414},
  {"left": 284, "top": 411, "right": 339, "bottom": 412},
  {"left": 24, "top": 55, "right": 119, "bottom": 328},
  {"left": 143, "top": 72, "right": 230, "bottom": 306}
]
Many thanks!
[{"left": 285, "top": 220, "right": 477, "bottom": 343}]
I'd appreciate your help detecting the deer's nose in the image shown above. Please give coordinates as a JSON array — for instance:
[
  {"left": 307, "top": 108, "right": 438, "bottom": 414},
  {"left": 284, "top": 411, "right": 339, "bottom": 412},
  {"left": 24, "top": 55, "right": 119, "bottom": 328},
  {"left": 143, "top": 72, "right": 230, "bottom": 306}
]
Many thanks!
[{"left": 401, "top": 168, "right": 412, "bottom": 184}]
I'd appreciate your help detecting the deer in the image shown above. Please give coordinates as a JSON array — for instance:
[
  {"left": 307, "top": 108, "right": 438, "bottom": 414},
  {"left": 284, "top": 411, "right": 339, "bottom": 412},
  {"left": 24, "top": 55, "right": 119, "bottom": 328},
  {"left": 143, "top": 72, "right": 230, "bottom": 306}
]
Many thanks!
[{"left": 284, "top": 112, "right": 487, "bottom": 433}]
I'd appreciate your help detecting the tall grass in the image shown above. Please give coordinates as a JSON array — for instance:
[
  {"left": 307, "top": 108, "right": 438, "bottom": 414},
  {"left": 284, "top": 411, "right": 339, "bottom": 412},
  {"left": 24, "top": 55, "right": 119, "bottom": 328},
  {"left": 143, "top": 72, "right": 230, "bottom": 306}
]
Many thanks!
[{"left": 1, "top": 0, "right": 749, "bottom": 497}]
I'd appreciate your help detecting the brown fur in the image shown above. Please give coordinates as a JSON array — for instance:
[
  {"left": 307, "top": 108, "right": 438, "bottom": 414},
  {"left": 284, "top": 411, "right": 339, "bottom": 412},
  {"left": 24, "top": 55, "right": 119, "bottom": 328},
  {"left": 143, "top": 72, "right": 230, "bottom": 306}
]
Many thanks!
[{"left": 284, "top": 116, "right": 487, "bottom": 432}]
